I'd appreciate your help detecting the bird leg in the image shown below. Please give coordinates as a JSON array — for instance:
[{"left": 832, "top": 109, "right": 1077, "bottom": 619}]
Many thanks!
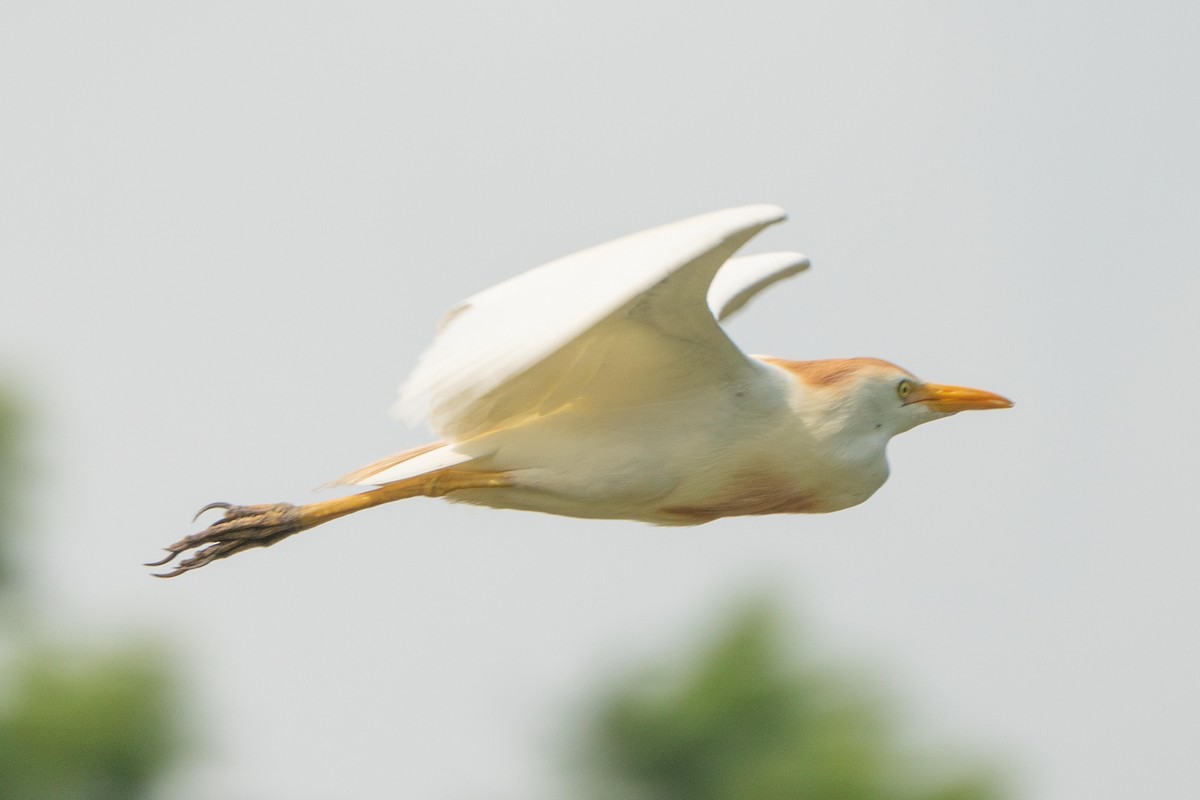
[{"left": 147, "top": 468, "right": 512, "bottom": 578}]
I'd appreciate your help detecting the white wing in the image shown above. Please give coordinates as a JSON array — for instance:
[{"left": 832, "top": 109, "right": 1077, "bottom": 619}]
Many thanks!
[
  {"left": 399, "top": 205, "right": 788, "bottom": 441},
  {"left": 708, "top": 252, "right": 810, "bottom": 321}
]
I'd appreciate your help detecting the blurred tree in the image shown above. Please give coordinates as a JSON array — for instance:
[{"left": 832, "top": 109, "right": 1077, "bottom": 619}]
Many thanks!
[
  {"left": 0, "top": 386, "right": 20, "bottom": 592},
  {"left": 0, "top": 382, "right": 185, "bottom": 800},
  {"left": 576, "top": 600, "right": 1003, "bottom": 800}
]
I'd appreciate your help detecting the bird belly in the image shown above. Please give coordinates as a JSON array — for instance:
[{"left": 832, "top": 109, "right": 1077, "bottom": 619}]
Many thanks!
[
  {"left": 444, "top": 397, "right": 770, "bottom": 522},
  {"left": 648, "top": 456, "right": 887, "bottom": 525},
  {"left": 447, "top": 439, "right": 685, "bottom": 522},
  {"left": 445, "top": 401, "right": 889, "bottom": 526},
  {"left": 652, "top": 475, "right": 825, "bottom": 524},
  {"left": 452, "top": 458, "right": 885, "bottom": 526}
]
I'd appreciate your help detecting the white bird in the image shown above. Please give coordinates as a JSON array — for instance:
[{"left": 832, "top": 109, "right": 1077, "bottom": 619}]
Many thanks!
[{"left": 150, "top": 205, "right": 1011, "bottom": 577}]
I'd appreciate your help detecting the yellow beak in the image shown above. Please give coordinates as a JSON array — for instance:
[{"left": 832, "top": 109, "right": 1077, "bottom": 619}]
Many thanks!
[{"left": 909, "top": 383, "right": 1014, "bottom": 412}]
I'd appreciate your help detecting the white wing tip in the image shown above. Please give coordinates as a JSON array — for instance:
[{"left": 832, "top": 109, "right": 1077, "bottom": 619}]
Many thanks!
[
  {"left": 733, "top": 251, "right": 810, "bottom": 273},
  {"left": 708, "top": 250, "right": 811, "bottom": 321},
  {"left": 758, "top": 203, "right": 788, "bottom": 221},
  {"left": 721, "top": 203, "right": 788, "bottom": 228},
  {"left": 739, "top": 202, "right": 787, "bottom": 218}
]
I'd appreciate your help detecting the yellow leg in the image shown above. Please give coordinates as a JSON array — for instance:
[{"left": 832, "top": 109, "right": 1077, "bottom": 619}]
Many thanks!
[{"left": 148, "top": 468, "right": 512, "bottom": 578}]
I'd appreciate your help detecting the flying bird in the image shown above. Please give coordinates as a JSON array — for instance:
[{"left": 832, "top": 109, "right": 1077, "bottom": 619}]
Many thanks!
[{"left": 149, "top": 205, "right": 1011, "bottom": 577}]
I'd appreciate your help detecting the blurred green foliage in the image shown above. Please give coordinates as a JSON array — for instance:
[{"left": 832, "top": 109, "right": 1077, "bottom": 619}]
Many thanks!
[
  {"left": 0, "top": 644, "right": 181, "bottom": 800},
  {"left": 0, "top": 382, "right": 185, "bottom": 800},
  {"left": 0, "top": 386, "right": 20, "bottom": 591},
  {"left": 576, "top": 601, "right": 1003, "bottom": 800}
]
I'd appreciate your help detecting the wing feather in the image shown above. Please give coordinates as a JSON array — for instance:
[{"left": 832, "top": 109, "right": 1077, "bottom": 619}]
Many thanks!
[
  {"left": 399, "top": 205, "right": 787, "bottom": 440},
  {"left": 708, "top": 252, "right": 810, "bottom": 321}
]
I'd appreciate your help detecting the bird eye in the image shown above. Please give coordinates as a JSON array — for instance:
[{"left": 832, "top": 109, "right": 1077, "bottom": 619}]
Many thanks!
[{"left": 897, "top": 379, "right": 914, "bottom": 400}]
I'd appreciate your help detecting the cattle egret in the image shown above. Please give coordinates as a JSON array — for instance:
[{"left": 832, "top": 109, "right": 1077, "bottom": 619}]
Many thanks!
[{"left": 149, "top": 205, "right": 1011, "bottom": 577}]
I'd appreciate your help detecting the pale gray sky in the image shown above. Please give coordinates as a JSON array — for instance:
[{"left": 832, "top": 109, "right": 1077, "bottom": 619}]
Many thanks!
[{"left": 3, "top": 2, "right": 1198, "bottom": 798}]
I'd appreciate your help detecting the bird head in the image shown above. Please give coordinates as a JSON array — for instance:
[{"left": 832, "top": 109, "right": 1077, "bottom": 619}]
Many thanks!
[
  {"left": 773, "top": 357, "right": 1013, "bottom": 439},
  {"left": 847, "top": 359, "right": 1014, "bottom": 438}
]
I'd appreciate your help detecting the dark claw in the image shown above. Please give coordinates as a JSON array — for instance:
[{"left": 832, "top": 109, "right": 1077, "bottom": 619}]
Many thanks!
[
  {"left": 152, "top": 539, "right": 241, "bottom": 578},
  {"left": 193, "top": 501, "right": 232, "bottom": 523},
  {"left": 143, "top": 549, "right": 181, "bottom": 568},
  {"left": 150, "top": 501, "right": 304, "bottom": 578}
]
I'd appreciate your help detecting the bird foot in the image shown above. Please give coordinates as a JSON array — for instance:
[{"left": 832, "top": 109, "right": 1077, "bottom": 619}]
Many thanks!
[{"left": 147, "top": 502, "right": 307, "bottom": 578}]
